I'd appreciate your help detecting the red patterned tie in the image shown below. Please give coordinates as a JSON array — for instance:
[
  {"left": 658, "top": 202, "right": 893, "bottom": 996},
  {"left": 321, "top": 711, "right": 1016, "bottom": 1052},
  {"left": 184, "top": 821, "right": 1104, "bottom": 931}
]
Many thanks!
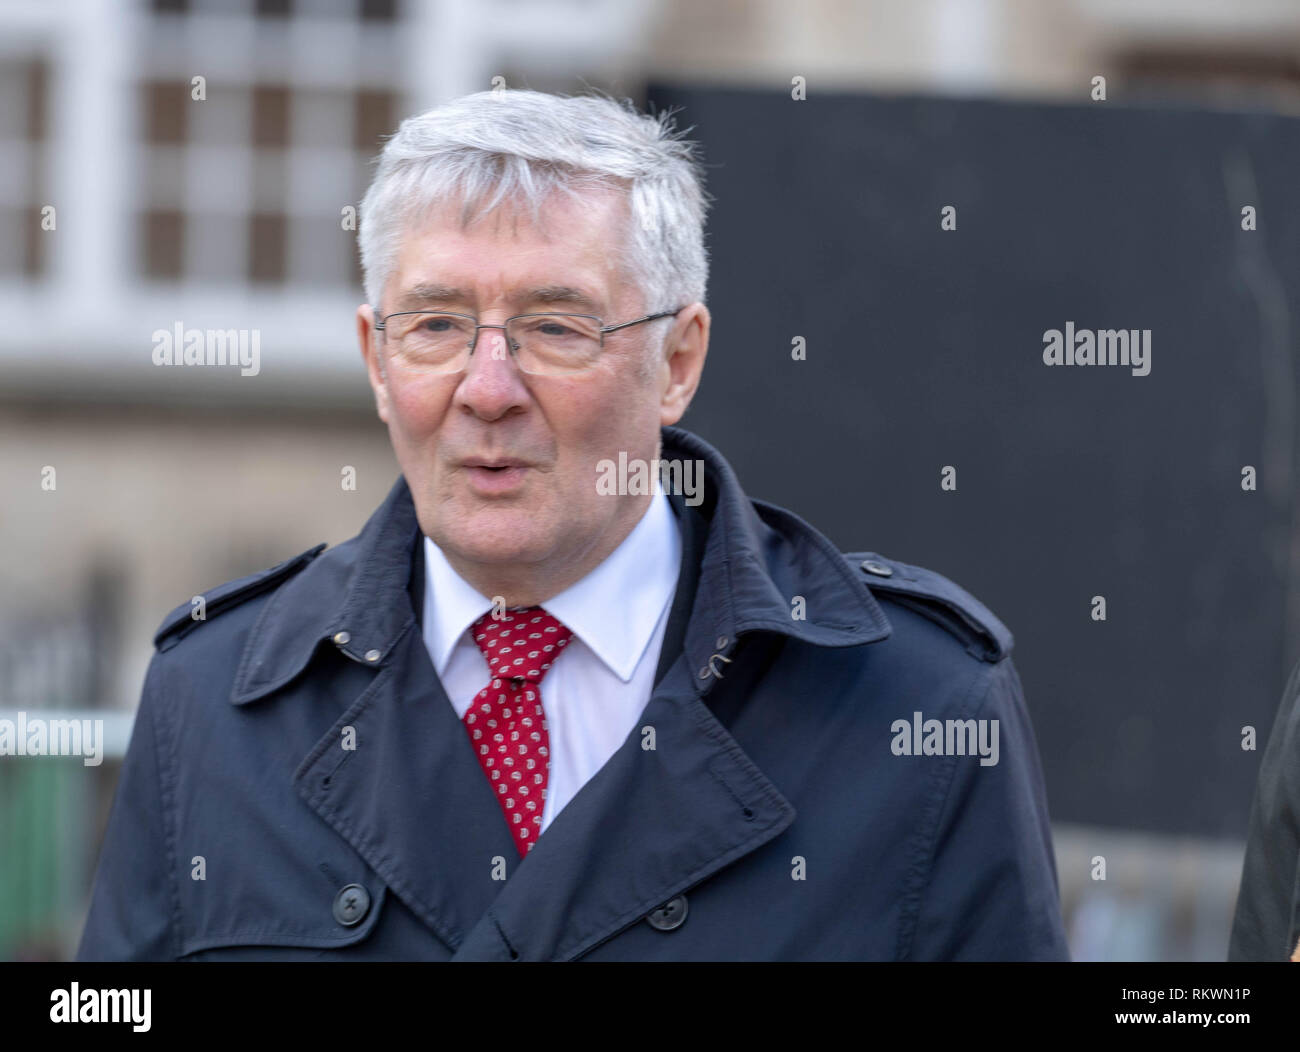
[{"left": 462, "top": 606, "right": 573, "bottom": 856}]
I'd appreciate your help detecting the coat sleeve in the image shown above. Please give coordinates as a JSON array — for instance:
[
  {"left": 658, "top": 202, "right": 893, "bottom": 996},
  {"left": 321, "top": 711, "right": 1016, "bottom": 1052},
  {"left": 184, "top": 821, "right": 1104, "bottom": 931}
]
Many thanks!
[
  {"left": 77, "top": 658, "right": 181, "bottom": 961},
  {"left": 906, "top": 657, "right": 1071, "bottom": 961},
  {"left": 1228, "top": 658, "right": 1300, "bottom": 961}
]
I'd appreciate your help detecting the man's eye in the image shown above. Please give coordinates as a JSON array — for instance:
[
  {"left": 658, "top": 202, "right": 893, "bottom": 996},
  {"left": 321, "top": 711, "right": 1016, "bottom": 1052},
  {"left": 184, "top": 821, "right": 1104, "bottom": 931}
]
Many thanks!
[{"left": 419, "top": 317, "right": 454, "bottom": 333}]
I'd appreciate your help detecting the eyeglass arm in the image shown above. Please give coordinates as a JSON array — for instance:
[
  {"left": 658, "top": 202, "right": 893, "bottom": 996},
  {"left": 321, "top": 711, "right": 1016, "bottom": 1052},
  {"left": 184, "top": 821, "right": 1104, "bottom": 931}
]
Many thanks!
[{"left": 599, "top": 306, "right": 686, "bottom": 334}]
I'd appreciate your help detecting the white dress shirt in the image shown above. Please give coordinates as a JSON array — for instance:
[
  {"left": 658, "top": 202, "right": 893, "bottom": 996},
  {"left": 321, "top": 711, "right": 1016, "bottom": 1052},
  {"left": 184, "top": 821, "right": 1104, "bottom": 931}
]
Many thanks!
[{"left": 422, "top": 490, "right": 682, "bottom": 837}]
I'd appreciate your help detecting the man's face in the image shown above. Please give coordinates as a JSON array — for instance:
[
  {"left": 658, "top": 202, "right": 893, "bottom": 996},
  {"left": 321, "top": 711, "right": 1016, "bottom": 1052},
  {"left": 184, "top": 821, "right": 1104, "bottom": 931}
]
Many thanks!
[{"left": 358, "top": 188, "right": 706, "bottom": 597}]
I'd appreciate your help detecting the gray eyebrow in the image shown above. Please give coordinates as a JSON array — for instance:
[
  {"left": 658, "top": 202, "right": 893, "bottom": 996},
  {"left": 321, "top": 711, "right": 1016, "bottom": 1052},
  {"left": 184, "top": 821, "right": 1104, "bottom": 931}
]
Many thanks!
[
  {"left": 390, "top": 284, "right": 471, "bottom": 311},
  {"left": 518, "top": 286, "right": 605, "bottom": 315},
  {"left": 389, "top": 283, "right": 605, "bottom": 316}
]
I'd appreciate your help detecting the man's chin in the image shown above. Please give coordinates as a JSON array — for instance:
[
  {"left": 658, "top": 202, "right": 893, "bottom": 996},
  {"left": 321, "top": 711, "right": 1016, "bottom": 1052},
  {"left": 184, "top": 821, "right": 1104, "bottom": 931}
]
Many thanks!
[{"left": 427, "top": 510, "right": 557, "bottom": 567}]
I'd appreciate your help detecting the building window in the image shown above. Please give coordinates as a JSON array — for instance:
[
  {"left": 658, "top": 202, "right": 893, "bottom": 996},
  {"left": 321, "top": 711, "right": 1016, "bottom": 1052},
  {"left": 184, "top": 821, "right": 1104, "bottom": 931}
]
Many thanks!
[
  {"left": 133, "top": 8, "right": 400, "bottom": 289},
  {"left": 143, "top": 80, "right": 190, "bottom": 145},
  {"left": 248, "top": 212, "right": 287, "bottom": 284},
  {"left": 0, "top": 57, "right": 50, "bottom": 278},
  {"left": 141, "top": 210, "right": 185, "bottom": 279}
]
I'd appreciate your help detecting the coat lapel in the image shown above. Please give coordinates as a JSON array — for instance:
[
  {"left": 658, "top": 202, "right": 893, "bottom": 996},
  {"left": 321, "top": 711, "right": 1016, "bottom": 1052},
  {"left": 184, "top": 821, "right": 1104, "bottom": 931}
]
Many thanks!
[
  {"left": 450, "top": 656, "right": 798, "bottom": 960},
  {"left": 293, "top": 625, "right": 521, "bottom": 950},
  {"left": 236, "top": 476, "right": 525, "bottom": 951}
]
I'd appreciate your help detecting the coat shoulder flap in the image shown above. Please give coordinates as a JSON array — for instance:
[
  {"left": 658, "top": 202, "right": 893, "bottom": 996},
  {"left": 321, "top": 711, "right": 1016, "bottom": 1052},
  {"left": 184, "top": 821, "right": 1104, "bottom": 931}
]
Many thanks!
[
  {"left": 153, "top": 542, "right": 328, "bottom": 652},
  {"left": 844, "top": 550, "right": 1012, "bottom": 663}
]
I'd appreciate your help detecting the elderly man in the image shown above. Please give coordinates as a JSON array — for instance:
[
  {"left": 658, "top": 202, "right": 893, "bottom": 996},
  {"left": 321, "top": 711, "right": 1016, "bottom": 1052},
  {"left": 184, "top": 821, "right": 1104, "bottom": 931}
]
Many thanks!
[{"left": 78, "top": 90, "right": 1068, "bottom": 961}]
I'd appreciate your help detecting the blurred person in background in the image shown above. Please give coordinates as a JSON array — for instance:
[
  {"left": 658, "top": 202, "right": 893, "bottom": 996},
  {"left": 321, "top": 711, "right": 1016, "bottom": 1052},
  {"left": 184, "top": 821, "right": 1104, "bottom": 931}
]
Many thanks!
[
  {"left": 1230, "top": 659, "right": 1300, "bottom": 961},
  {"left": 77, "top": 89, "right": 1068, "bottom": 961}
]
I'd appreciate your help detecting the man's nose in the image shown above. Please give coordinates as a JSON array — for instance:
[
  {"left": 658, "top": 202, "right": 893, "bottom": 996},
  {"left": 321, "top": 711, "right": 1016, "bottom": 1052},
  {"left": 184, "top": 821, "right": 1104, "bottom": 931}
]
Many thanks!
[{"left": 454, "top": 323, "right": 530, "bottom": 419}]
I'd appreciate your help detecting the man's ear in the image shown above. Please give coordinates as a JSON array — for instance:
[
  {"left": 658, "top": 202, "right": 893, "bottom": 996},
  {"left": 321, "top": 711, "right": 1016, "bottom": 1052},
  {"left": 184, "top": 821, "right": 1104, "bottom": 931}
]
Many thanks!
[
  {"left": 659, "top": 302, "right": 710, "bottom": 427},
  {"left": 357, "top": 303, "right": 391, "bottom": 422}
]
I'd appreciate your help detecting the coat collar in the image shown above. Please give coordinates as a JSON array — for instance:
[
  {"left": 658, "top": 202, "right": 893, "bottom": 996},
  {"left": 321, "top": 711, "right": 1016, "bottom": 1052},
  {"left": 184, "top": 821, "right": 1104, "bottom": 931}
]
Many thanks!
[
  {"left": 230, "top": 467, "right": 422, "bottom": 704},
  {"left": 659, "top": 425, "right": 890, "bottom": 689},
  {"left": 231, "top": 424, "right": 890, "bottom": 706}
]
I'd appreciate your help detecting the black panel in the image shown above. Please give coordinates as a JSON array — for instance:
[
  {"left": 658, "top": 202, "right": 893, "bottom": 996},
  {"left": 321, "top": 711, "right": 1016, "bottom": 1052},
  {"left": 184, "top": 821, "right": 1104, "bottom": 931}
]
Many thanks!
[{"left": 647, "top": 83, "right": 1300, "bottom": 838}]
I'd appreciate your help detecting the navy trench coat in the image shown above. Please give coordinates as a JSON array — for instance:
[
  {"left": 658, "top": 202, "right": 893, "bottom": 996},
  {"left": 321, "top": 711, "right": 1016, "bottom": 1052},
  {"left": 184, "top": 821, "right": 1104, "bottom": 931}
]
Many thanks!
[{"left": 78, "top": 425, "right": 1069, "bottom": 961}]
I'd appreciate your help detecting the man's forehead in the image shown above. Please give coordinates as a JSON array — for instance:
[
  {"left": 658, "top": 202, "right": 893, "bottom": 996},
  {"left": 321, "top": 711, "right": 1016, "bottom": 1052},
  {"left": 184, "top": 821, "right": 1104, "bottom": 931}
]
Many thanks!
[{"left": 388, "top": 190, "right": 633, "bottom": 312}]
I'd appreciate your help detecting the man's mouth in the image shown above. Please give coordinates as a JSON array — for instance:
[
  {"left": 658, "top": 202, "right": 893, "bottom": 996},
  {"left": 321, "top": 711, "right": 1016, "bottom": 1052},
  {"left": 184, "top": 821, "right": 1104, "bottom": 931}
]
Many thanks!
[
  {"left": 461, "top": 459, "right": 531, "bottom": 494},
  {"left": 462, "top": 456, "right": 531, "bottom": 469}
]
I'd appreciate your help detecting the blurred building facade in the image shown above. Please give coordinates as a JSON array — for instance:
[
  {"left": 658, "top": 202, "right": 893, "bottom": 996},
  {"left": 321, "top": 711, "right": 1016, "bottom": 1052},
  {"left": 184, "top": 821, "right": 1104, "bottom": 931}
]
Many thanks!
[{"left": 2, "top": 0, "right": 1297, "bottom": 960}]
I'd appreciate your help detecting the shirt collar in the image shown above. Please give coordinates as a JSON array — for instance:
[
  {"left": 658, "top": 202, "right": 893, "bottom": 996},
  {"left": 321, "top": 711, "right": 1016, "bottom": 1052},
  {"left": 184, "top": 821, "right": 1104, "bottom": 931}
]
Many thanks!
[
  {"left": 422, "top": 535, "right": 494, "bottom": 678},
  {"left": 423, "top": 489, "right": 682, "bottom": 683}
]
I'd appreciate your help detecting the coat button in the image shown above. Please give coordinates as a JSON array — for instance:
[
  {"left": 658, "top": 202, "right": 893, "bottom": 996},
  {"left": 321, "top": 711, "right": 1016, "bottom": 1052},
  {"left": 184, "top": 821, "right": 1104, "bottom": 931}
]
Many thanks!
[
  {"left": 333, "top": 883, "right": 370, "bottom": 926},
  {"left": 645, "top": 894, "right": 688, "bottom": 931},
  {"left": 861, "top": 559, "right": 893, "bottom": 577},
  {"left": 333, "top": 631, "right": 351, "bottom": 645},
  {"left": 365, "top": 649, "right": 381, "bottom": 662}
]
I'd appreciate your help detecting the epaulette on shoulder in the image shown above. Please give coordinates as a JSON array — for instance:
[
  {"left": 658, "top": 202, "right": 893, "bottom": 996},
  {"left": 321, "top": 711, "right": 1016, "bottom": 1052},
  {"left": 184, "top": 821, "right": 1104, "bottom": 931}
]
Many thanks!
[
  {"left": 845, "top": 551, "right": 1012, "bottom": 663},
  {"left": 153, "top": 542, "right": 328, "bottom": 652}
]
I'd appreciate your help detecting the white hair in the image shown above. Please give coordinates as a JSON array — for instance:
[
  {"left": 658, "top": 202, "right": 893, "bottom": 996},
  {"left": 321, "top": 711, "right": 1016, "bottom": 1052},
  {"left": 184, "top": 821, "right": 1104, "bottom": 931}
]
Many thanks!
[{"left": 358, "top": 89, "right": 711, "bottom": 321}]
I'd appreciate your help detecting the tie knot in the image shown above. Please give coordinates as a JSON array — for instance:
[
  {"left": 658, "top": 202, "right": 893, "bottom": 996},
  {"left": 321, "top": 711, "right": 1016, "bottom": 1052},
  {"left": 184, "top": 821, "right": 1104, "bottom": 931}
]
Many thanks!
[{"left": 469, "top": 606, "right": 573, "bottom": 687}]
